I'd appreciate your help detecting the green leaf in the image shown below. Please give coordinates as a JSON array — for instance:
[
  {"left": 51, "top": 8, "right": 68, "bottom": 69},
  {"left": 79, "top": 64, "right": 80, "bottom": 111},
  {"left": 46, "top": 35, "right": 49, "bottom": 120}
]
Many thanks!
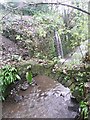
[
  {"left": 26, "top": 71, "right": 32, "bottom": 84},
  {"left": 15, "top": 74, "right": 21, "bottom": 80}
]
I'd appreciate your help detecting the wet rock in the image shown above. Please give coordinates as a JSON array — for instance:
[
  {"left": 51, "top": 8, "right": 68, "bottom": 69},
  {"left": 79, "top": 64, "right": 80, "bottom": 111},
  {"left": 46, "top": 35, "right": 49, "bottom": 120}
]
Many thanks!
[
  {"left": 68, "top": 104, "right": 79, "bottom": 112},
  {"left": 30, "top": 104, "right": 34, "bottom": 108},
  {"left": 8, "top": 91, "right": 23, "bottom": 103},
  {"left": 3, "top": 75, "right": 78, "bottom": 118},
  {"left": 14, "top": 95, "right": 23, "bottom": 103},
  {"left": 31, "top": 79, "right": 38, "bottom": 86},
  {"left": 70, "top": 95, "right": 79, "bottom": 103},
  {"left": 20, "top": 81, "right": 29, "bottom": 91}
]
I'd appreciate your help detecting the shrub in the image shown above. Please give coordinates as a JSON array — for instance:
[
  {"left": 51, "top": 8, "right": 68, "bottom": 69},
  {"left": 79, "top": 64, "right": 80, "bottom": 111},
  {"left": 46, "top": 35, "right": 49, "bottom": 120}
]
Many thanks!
[{"left": 0, "top": 65, "right": 20, "bottom": 100}]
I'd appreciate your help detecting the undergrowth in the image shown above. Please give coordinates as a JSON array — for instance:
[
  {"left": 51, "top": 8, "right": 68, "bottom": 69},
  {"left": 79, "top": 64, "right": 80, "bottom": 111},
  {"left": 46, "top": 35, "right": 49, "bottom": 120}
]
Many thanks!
[
  {"left": 0, "top": 65, "right": 21, "bottom": 100},
  {"left": 60, "top": 65, "right": 90, "bottom": 119}
]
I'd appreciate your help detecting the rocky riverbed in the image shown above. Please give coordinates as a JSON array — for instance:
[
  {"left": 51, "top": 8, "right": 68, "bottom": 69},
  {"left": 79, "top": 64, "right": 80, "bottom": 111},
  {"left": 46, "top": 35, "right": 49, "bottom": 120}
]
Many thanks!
[{"left": 2, "top": 75, "right": 79, "bottom": 118}]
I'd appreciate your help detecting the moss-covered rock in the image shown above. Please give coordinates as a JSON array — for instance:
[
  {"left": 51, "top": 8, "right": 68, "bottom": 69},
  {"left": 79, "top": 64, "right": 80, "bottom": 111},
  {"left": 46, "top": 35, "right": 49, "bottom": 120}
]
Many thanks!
[
  {"left": 17, "top": 59, "right": 55, "bottom": 77},
  {"left": 16, "top": 58, "right": 90, "bottom": 103}
]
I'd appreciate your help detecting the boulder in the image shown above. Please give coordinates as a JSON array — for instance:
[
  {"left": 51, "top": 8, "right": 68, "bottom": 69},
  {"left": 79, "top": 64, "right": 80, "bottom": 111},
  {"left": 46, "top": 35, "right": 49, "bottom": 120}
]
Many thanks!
[{"left": 3, "top": 75, "right": 78, "bottom": 118}]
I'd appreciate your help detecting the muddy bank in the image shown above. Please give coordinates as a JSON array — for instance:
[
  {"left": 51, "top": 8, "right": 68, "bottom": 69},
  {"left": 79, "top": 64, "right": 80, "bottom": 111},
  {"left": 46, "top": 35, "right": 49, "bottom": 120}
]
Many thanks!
[
  {"left": 0, "top": 34, "right": 30, "bottom": 68},
  {"left": 2, "top": 75, "right": 78, "bottom": 118}
]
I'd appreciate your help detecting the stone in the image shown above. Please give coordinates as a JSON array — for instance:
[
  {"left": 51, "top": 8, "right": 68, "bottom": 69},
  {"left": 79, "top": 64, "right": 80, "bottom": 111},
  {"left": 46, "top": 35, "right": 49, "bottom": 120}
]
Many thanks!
[
  {"left": 20, "top": 81, "right": 29, "bottom": 91},
  {"left": 2, "top": 75, "right": 78, "bottom": 118},
  {"left": 14, "top": 95, "right": 23, "bottom": 103}
]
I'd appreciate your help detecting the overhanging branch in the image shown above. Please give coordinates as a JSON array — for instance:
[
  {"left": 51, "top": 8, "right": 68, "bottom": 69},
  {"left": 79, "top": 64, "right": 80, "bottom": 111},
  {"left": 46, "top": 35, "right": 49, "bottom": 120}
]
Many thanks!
[{"left": 28, "top": 2, "right": 90, "bottom": 15}]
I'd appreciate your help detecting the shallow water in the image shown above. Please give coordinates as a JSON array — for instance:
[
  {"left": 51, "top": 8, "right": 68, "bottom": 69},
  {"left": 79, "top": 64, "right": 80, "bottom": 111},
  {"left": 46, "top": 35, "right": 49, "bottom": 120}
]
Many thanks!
[{"left": 2, "top": 75, "right": 78, "bottom": 118}]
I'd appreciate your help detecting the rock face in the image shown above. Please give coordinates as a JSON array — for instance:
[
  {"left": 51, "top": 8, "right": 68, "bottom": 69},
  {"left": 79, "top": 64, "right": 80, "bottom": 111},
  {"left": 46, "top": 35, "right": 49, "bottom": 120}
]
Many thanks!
[{"left": 3, "top": 75, "right": 78, "bottom": 118}]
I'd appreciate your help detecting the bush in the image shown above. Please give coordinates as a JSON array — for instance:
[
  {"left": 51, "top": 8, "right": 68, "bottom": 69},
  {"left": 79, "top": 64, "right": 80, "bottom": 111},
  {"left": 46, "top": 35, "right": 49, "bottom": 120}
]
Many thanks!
[{"left": 0, "top": 65, "right": 20, "bottom": 100}]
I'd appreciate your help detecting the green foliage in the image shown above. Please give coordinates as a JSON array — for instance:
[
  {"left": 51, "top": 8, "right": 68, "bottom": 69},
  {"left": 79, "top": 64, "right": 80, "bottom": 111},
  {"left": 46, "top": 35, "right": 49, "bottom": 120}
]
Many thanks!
[
  {"left": 28, "top": 9, "right": 88, "bottom": 57},
  {"left": 59, "top": 7, "right": 88, "bottom": 56},
  {"left": 26, "top": 71, "right": 32, "bottom": 84},
  {"left": 21, "top": 4, "right": 49, "bottom": 16},
  {"left": 61, "top": 67, "right": 89, "bottom": 119},
  {"left": 2, "top": 6, "right": 88, "bottom": 58},
  {"left": 80, "top": 101, "right": 89, "bottom": 119},
  {"left": 34, "top": 12, "right": 63, "bottom": 37},
  {"left": 0, "top": 65, "right": 21, "bottom": 100},
  {"left": 32, "top": 12, "right": 63, "bottom": 59},
  {"left": 34, "top": 52, "right": 48, "bottom": 59}
]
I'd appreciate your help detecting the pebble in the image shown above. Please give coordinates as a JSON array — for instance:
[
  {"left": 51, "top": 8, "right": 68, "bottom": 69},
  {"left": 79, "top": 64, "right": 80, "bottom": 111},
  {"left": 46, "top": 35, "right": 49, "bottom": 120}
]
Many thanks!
[
  {"left": 20, "top": 82, "right": 29, "bottom": 91},
  {"left": 30, "top": 104, "right": 34, "bottom": 108}
]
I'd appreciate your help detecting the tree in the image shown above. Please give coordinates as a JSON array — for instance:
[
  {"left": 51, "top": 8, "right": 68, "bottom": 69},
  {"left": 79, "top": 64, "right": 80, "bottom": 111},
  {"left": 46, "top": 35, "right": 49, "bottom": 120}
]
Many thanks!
[{"left": 27, "top": 2, "right": 90, "bottom": 60}]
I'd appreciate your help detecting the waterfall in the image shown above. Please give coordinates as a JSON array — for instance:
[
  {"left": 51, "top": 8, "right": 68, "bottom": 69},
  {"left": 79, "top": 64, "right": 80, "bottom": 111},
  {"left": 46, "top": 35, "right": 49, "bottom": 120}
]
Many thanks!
[{"left": 54, "top": 30, "right": 64, "bottom": 58}]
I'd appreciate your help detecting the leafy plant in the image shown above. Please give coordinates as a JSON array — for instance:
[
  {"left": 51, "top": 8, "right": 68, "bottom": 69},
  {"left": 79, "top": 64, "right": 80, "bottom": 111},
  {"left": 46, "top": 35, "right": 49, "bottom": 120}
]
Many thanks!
[
  {"left": 26, "top": 71, "right": 32, "bottom": 84},
  {"left": 0, "top": 65, "right": 21, "bottom": 100},
  {"left": 80, "top": 101, "right": 89, "bottom": 119},
  {"left": 61, "top": 66, "right": 89, "bottom": 119},
  {"left": 73, "top": 71, "right": 89, "bottom": 119}
]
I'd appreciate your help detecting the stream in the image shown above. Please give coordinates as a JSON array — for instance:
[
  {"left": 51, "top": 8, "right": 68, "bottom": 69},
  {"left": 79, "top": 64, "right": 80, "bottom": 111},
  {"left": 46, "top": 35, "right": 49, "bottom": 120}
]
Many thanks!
[{"left": 2, "top": 75, "right": 78, "bottom": 118}]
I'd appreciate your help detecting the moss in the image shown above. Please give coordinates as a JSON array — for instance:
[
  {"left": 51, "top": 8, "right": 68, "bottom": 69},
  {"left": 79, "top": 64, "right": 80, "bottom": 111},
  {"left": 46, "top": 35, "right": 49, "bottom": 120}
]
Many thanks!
[
  {"left": 17, "top": 59, "right": 55, "bottom": 78},
  {"left": 17, "top": 59, "right": 90, "bottom": 102}
]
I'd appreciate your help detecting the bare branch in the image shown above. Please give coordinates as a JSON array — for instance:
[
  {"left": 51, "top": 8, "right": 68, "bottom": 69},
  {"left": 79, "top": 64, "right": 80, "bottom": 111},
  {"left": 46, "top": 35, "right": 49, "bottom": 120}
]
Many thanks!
[{"left": 28, "top": 2, "right": 90, "bottom": 15}]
